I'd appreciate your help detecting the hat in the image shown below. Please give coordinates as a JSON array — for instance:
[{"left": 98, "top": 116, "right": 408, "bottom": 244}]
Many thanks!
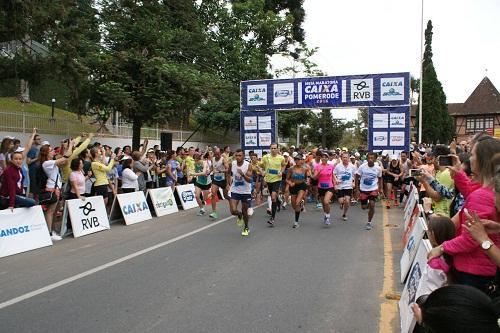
[
  {"left": 382, "top": 150, "right": 389, "bottom": 156},
  {"left": 147, "top": 148, "right": 155, "bottom": 153},
  {"left": 292, "top": 152, "right": 298, "bottom": 158},
  {"left": 120, "top": 155, "right": 132, "bottom": 161},
  {"left": 290, "top": 145, "right": 296, "bottom": 149},
  {"left": 41, "top": 141, "right": 50, "bottom": 146},
  {"left": 342, "top": 147, "right": 348, "bottom": 152},
  {"left": 320, "top": 150, "right": 329, "bottom": 157},
  {"left": 283, "top": 152, "right": 289, "bottom": 157},
  {"left": 390, "top": 154, "right": 398, "bottom": 161},
  {"left": 294, "top": 153, "right": 304, "bottom": 160},
  {"left": 354, "top": 152, "right": 360, "bottom": 157},
  {"left": 3, "top": 135, "right": 15, "bottom": 140},
  {"left": 350, "top": 155, "right": 355, "bottom": 159},
  {"left": 14, "top": 147, "right": 25, "bottom": 153}
]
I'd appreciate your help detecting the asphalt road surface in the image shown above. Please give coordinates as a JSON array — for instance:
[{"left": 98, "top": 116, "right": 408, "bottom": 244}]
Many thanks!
[{"left": 0, "top": 199, "right": 403, "bottom": 333}]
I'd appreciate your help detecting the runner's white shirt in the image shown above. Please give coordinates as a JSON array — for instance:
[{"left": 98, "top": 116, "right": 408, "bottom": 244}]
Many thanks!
[
  {"left": 334, "top": 163, "right": 357, "bottom": 189},
  {"left": 230, "top": 160, "right": 251, "bottom": 194},
  {"left": 356, "top": 163, "right": 382, "bottom": 192}
]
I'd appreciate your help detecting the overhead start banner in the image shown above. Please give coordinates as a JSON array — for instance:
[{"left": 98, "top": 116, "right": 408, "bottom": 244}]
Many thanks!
[
  {"left": 240, "top": 109, "right": 277, "bottom": 157},
  {"left": 368, "top": 105, "right": 410, "bottom": 153},
  {"left": 240, "top": 72, "right": 410, "bottom": 110}
]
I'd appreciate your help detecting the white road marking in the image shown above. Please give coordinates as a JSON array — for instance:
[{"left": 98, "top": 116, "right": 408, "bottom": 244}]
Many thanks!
[{"left": 0, "top": 204, "right": 264, "bottom": 310}]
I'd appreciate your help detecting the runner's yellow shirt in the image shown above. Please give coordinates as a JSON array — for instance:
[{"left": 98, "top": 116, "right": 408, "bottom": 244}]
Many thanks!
[{"left": 260, "top": 154, "right": 285, "bottom": 183}]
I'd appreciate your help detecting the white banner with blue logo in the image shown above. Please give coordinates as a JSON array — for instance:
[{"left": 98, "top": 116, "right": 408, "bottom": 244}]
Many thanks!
[
  {"left": 240, "top": 110, "right": 277, "bottom": 157},
  {"left": 109, "top": 192, "right": 152, "bottom": 225},
  {"left": 240, "top": 72, "right": 410, "bottom": 110},
  {"left": 368, "top": 106, "right": 410, "bottom": 153},
  {"left": 0, "top": 206, "right": 52, "bottom": 258},
  {"left": 64, "top": 196, "right": 110, "bottom": 238},
  {"left": 175, "top": 184, "right": 198, "bottom": 210}
]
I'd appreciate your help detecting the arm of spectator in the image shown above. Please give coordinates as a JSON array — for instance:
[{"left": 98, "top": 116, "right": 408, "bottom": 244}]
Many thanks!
[
  {"left": 93, "top": 158, "right": 115, "bottom": 173},
  {"left": 166, "top": 164, "right": 175, "bottom": 179},
  {"left": 139, "top": 139, "right": 149, "bottom": 157},
  {"left": 55, "top": 140, "right": 74, "bottom": 167},
  {"left": 464, "top": 210, "right": 500, "bottom": 267},
  {"left": 22, "top": 128, "right": 37, "bottom": 162},
  {"left": 452, "top": 169, "right": 473, "bottom": 199},
  {"left": 70, "top": 134, "right": 93, "bottom": 160},
  {"left": 5, "top": 171, "right": 17, "bottom": 209},
  {"left": 133, "top": 160, "right": 149, "bottom": 173}
]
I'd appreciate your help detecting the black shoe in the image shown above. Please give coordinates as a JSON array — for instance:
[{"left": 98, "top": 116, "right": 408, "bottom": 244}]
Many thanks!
[{"left": 267, "top": 219, "right": 275, "bottom": 227}]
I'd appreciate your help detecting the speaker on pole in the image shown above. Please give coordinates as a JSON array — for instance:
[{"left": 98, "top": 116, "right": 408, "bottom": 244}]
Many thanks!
[{"left": 160, "top": 132, "right": 173, "bottom": 151}]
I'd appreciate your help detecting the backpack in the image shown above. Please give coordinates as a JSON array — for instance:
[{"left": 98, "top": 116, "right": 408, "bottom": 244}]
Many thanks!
[{"left": 35, "top": 163, "right": 49, "bottom": 194}]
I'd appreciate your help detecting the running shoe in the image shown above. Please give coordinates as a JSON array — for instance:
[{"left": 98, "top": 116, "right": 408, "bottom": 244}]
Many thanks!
[
  {"left": 342, "top": 214, "right": 347, "bottom": 221},
  {"left": 365, "top": 222, "right": 373, "bottom": 230},
  {"left": 197, "top": 209, "right": 206, "bottom": 216},
  {"left": 282, "top": 202, "right": 287, "bottom": 210},
  {"left": 247, "top": 207, "right": 254, "bottom": 216},
  {"left": 51, "top": 231, "right": 62, "bottom": 241},
  {"left": 241, "top": 228, "right": 250, "bottom": 236},
  {"left": 267, "top": 219, "right": 275, "bottom": 227},
  {"left": 316, "top": 202, "right": 323, "bottom": 209},
  {"left": 293, "top": 221, "right": 299, "bottom": 228},
  {"left": 236, "top": 213, "right": 244, "bottom": 227},
  {"left": 209, "top": 212, "right": 218, "bottom": 219},
  {"left": 324, "top": 216, "right": 331, "bottom": 226}
]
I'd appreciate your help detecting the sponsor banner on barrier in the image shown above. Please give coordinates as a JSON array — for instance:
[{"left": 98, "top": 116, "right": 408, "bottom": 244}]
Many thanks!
[
  {"left": 64, "top": 196, "right": 110, "bottom": 238},
  {"left": 0, "top": 206, "right": 52, "bottom": 258},
  {"left": 176, "top": 184, "right": 198, "bottom": 210},
  {"left": 402, "top": 204, "right": 423, "bottom": 248},
  {"left": 403, "top": 186, "right": 419, "bottom": 229},
  {"left": 147, "top": 187, "right": 179, "bottom": 217},
  {"left": 399, "top": 239, "right": 432, "bottom": 333},
  {"left": 400, "top": 217, "right": 427, "bottom": 283},
  {"left": 109, "top": 191, "right": 152, "bottom": 225}
]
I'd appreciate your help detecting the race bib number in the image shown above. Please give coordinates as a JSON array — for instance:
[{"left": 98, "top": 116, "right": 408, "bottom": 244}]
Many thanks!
[
  {"left": 320, "top": 182, "right": 330, "bottom": 189},
  {"left": 268, "top": 169, "right": 279, "bottom": 175},
  {"left": 214, "top": 173, "right": 224, "bottom": 181},
  {"left": 234, "top": 181, "right": 244, "bottom": 187},
  {"left": 363, "top": 178, "right": 374, "bottom": 186},
  {"left": 341, "top": 174, "right": 350, "bottom": 181}
]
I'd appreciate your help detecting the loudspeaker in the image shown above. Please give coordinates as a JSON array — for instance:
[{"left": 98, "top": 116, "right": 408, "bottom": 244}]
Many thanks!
[{"left": 160, "top": 132, "right": 173, "bottom": 151}]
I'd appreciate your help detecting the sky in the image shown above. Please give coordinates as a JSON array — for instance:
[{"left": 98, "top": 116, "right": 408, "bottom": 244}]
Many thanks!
[{"left": 273, "top": 0, "right": 500, "bottom": 121}]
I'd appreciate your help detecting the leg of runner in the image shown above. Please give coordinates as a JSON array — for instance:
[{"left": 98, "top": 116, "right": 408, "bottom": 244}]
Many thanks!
[
  {"left": 209, "top": 183, "right": 219, "bottom": 219},
  {"left": 322, "top": 190, "right": 333, "bottom": 226},
  {"left": 293, "top": 189, "right": 306, "bottom": 228},
  {"left": 195, "top": 186, "right": 205, "bottom": 216},
  {"left": 342, "top": 193, "right": 351, "bottom": 221},
  {"left": 268, "top": 182, "right": 279, "bottom": 226},
  {"left": 230, "top": 198, "right": 244, "bottom": 228},
  {"left": 367, "top": 197, "right": 376, "bottom": 230},
  {"left": 385, "top": 181, "right": 393, "bottom": 209},
  {"left": 241, "top": 200, "right": 250, "bottom": 236}
]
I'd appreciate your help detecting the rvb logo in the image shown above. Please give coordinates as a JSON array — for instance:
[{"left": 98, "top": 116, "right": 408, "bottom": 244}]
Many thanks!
[
  {"left": 350, "top": 79, "right": 373, "bottom": 102},
  {"left": 79, "top": 201, "right": 99, "bottom": 230},
  {"left": 182, "top": 191, "right": 194, "bottom": 202},
  {"left": 247, "top": 84, "right": 267, "bottom": 106}
]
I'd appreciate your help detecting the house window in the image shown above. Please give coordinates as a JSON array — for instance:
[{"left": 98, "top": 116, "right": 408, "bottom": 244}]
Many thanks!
[{"left": 466, "top": 116, "right": 494, "bottom": 134}]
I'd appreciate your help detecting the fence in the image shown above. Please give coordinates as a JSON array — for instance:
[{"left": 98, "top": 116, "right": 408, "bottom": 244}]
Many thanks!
[{"left": 0, "top": 110, "right": 239, "bottom": 144}]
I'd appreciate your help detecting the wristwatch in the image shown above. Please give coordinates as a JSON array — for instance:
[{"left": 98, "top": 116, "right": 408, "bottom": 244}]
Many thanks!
[{"left": 481, "top": 240, "right": 494, "bottom": 250}]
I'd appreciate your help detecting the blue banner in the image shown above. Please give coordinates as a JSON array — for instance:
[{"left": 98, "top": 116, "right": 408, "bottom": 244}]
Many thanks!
[
  {"left": 368, "top": 106, "right": 410, "bottom": 153},
  {"left": 240, "top": 72, "right": 410, "bottom": 110},
  {"left": 240, "top": 110, "right": 277, "bottom": 157}
]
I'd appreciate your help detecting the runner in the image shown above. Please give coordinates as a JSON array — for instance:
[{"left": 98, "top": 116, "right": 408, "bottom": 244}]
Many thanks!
[
  {"left": 334, "top": 152, "right": 357, "bottom": 221},
  {"left": 192, "top": 152, "right": 212, "bottom": 216},
  {"left": 281, "top": 151, "right": 293, "bottom": 210},
  {"left": 260, "top": 143, "right": 285, "bottom": 227},
  {"left": 308, "top": 148, "right": 322, "bottom": 207},
  {"left": 250, "top": 152, "right": 264, "bottom": 204},
  {"left": 312, "top": 150, "right": 337, "bottom": 226},
  {"left": 355, "top": 152, "right": 383, "bottom": 230},
  {"left": 286, "top": 153, "right": 310, "bottom": 228},
  {"left": 209, "top": 148, "right": 229, "bottom": 219},
  {"left": 384, "top": 154, "right": 402, "bottom": 209},
  {"left": 229, "top": 149, "right": 253, "bottom": 236}
]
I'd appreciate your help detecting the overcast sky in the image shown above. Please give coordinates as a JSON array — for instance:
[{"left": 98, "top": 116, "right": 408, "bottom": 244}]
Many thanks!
[{"left": 273, "top": 0, "right": 500, "bottom": 120}]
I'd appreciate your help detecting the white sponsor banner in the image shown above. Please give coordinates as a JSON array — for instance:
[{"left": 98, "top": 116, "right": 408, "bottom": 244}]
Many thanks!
[
  {"left": 147, "top": 187, "right": 179, "bottom": 217},
  {"left": 400, "top": 217, "right": 427, "bottom": 283},
  {"left": 109, "top": 192, "right": 152, "bottom": 225},
  {"left": 258, "top": 116, "right": 272, "bottom": 130},
  {"left": 247, "top": 84, "right": 267, "bottom": 106},
  {"left": 373, "top": 131, "right": 388, "bottom": 146},
  {"left": 390, "top": 132, "right": 405, "bottom": 146},
  {"left": 373, "top": 113, "right": 388, "bottom": 128},
  {"left": 350, "top": 78, "right": 373, "bottom": 102},
  {"left": 403, "top": 186, "right": 419, "bottom": 228},
  {"left": 399, "top": 240, "right": 432, "bottom": 333},
  {"left": 273, "top": 83, "right": 294, "bottom": 105},
  {"left": 0, "top": 206, "right": 52, "bottom": 258},
  {"left": 65, "top": 196, "right": 110, "bottom": 238},
  {"left": 390, "top": 113, "right": 405, "bottom": 128},
  {"left": 381, "top": 77, "right": 405, "bottom": 101},
  {"left": 259, "top": 132, "right": 272, "bottom": 146},
  {"left": 176, "top": 184, "right": 198, "bottom": 210},
  {"left": 244, "top": 133, "right": 257, "bottom": 146},
  {"left": 243, "top": 116, "right": 257, "bottom": 130}
]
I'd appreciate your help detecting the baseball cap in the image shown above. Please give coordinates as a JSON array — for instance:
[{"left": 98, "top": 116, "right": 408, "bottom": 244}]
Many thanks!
[
  {"left": 14, "top": 147, "right": 25, "bottom": 153},
  {"left": 292, "top": 152, "right": 298, "bottom": 158},
  {"left": 41, "top": 141, "right": 50, "bottom": 146},
  {"left": 354, "top": 152, "right": 360, "bottom": 157},
  {"left": 120, "top": 155, "right": 132, "bottom": 161},
  {"left": 390, "top": 154, "right": 398, "bottom": 161},
  {"left": 283, "top": 152, "right": 289, "bottom": 157},
  {"left": 382, "top": 150, "right": 389, "bottom": 156}
]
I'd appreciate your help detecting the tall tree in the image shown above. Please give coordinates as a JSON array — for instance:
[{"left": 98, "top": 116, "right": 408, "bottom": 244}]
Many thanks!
[
  {"left": 416, "top": 20, "right": 454, "bottom": 144},
  {"left": 304, "top": 109, "right": 346, "bottom": 149}
]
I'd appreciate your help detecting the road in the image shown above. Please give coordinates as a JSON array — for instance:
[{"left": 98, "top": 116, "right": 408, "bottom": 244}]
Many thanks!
[{"left": 0, "top": 199, "right": 403, "bottom": 333}]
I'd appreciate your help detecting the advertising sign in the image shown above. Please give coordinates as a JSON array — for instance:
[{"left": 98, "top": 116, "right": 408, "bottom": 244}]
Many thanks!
[
  {"left": 109, "top": 191, "right": 152, "bottom": 225},
  {"left": 399, "top": 240, "right": 432, "bottom": 333},
  {"left": 240, "top": 110, "right": 277, "bottom": 156},
  {"left": 240, "top": 72, "right": 410, "bottom": 110},
  {"left": 147, "top": 187, "right": 179, "bottom": 217},
  {"left": 64, "top": 196, "right": 110, "bottom": 238},
  {"left": 368, "top": 106, "right": 410, "bottom": 153},
  {"left": 175, "top": 184, "right": 199, "bottom": 210},
  {"left": 0, "top": 206, "right": 52, "bottom": 258},
  {"left": 400, "top": 217, "right": 428, "bottom": 283}
]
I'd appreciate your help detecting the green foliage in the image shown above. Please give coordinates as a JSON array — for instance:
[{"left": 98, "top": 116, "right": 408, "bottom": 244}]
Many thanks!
[
  {"left": 304, "top": 110, "right": 347, "bottom": 149},
  {"left": 416, "top": 21, "right": 454, "bottom": 144}
]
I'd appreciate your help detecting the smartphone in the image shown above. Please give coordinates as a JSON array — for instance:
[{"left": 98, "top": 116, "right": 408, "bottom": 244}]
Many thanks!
[
  {"left": 438, "top": 155, "right": 453, "bottom": 167},
  {"left": 409, "top": 169, "right": 422, "bottom": 177}
]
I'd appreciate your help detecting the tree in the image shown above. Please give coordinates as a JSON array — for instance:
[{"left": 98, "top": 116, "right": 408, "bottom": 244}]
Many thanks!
[
  {"left": 416, "top": 20, "right": 454, "bottom": 144},
  {"left": 304, "top": 109, "right": 346, "bottom": 149}
]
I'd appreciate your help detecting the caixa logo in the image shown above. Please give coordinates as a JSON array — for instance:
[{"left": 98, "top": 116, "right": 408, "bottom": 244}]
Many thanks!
[
  {"left": 0, "top": 225, "right": 29, "bottom": 237},
  {"left": 122, "top": 202, "right": 149, "bottom": 215},
  {"left": 182, "top": 191, "right": 194, "bottom": 202}
]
